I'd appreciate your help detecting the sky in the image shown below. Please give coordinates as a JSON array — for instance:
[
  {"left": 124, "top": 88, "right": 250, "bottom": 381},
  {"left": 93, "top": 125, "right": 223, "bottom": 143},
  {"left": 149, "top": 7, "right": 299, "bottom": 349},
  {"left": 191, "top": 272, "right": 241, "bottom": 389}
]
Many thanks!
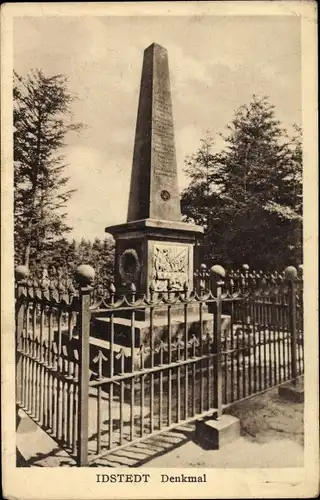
[{"left": 14, "top": 14, "right": 301, "bottom": 241}]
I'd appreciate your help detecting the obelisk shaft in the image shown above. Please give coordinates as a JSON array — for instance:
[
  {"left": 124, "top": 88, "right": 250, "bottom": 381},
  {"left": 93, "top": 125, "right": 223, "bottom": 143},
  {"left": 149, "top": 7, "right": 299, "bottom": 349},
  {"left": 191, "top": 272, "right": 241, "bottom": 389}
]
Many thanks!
[{"left": 127, "top": 43, "right": 181, "bottom": 222}]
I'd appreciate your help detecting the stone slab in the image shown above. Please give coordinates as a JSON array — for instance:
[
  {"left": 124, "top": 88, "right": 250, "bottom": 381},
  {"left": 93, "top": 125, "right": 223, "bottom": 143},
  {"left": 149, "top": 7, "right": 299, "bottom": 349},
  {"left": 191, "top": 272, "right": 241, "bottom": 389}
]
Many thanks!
[
  {"left": 17, "top": 408, "right": 38, "bottom": 435},
  {"left": 195, "top": 415, "right": 240, "bottom": 450},
  {"left": 92, "top": 313, "right": 231, "bottom": 347},
  {"left": 59, "top": 313, "right": 229, "bottom": 375},
  {"left": 106, "top": 218, "right": 203, "bottom": 237},
  {"left": 16, "top": 409, "right": 76, "bottom": 467},
  {"left": 278, "top": 380, "right": 304, "bottom": 403}
]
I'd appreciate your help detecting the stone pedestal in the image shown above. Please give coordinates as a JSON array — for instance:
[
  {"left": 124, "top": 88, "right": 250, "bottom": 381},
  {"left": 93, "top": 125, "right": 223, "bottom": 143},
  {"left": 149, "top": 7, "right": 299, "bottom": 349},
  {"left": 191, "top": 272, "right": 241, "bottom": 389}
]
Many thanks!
[
  {"left": 107, "top": 219, "right": 203, "bottom": 304},
  {"left": 195, "top": 415, "right": 241, "bottom": 450},
  {"left": 278, "top": 379, "right": 304, "bottom": 403}
]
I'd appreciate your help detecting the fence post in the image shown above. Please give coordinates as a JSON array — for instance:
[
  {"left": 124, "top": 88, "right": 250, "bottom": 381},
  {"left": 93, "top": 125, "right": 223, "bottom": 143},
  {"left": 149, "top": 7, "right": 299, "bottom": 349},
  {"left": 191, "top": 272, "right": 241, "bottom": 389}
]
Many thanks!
[
  {"left": 75, "top": 264, "right": 95, "bottom": 467},
  {"left": 284, "top": 266, "right": 298, "bottom": 386},
  {"left": 15, "top": 266, "right": 29, "bottom": 408},
  {"left": 211, "top": 265, "right": 225, "bottom": 419}
]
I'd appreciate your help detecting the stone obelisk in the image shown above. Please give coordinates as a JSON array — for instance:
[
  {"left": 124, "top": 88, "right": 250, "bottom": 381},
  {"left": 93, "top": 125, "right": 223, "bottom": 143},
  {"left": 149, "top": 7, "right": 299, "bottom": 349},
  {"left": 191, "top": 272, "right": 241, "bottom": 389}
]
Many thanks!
[
  {"left": 106, "top": 43, "right": 203, "bottom": 299},
  {"left": 127, "top": 43, "right": 181, "bottom": 222}
]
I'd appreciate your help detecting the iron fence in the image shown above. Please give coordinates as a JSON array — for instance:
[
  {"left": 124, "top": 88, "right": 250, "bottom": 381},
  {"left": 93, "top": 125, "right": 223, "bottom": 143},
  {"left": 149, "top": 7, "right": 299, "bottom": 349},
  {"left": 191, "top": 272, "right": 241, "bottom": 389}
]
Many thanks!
[
  {"left": 15, "top": 263, "right": 304, "bottom": 466},
  {"left": 15, "top": 273, "right": 82, "bottom": 460}
]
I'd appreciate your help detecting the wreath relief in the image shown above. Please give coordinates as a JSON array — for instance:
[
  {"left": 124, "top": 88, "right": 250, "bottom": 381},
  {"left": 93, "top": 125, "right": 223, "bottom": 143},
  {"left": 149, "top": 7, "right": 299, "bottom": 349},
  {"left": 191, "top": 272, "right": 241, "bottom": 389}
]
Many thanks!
[{"left": 119, "top": 248, "right": 140, "bottom": 282}]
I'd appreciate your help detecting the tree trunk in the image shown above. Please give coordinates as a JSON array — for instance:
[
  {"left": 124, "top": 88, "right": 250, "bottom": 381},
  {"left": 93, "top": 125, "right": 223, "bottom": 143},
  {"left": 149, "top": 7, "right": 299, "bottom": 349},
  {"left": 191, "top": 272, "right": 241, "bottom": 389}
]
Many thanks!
[{"left": 24, "top": 242, "right": 30, "bottom": 267}]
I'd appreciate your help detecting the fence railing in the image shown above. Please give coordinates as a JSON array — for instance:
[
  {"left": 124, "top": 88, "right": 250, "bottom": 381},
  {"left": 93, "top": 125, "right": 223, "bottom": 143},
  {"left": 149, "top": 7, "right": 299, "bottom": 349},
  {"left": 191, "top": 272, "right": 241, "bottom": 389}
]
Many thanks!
[{"left": 15, "top": 263, "right": 303, "bottom": 466}]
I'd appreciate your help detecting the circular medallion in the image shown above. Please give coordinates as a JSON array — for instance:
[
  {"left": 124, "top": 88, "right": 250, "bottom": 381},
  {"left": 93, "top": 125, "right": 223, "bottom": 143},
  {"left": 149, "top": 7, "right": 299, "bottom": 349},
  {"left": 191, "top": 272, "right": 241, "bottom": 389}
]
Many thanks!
[{"left": 161, "top": 190, "right": 170, "bottom": 201}]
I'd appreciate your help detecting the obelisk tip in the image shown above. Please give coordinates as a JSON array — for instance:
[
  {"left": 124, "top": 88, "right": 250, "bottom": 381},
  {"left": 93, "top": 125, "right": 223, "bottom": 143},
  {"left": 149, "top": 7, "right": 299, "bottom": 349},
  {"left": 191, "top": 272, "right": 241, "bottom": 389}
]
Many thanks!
[{"left": 145, "top": 42, "right": 167, "bottom": 53}]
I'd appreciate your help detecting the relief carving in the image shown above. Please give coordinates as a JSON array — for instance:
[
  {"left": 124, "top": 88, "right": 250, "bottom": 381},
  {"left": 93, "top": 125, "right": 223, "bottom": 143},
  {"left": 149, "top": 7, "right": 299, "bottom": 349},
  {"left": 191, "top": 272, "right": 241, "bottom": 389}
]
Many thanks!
[{"left": 152, "top": 244, "right": 189, "bottom": 291}]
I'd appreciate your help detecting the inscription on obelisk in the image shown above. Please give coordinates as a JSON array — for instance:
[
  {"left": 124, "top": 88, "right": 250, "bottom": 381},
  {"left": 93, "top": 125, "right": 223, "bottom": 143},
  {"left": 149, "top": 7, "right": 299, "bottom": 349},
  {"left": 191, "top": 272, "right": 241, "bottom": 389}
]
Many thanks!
[{"left": 127, "top": 43, "right": 181, "bottom": 222}]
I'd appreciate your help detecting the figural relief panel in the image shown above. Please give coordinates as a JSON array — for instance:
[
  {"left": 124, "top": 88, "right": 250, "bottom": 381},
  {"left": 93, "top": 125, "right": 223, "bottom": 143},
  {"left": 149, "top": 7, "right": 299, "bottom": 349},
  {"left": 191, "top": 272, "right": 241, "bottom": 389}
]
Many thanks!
[{"left": 152, "top": 244, "right": 189, "bottom": 291}]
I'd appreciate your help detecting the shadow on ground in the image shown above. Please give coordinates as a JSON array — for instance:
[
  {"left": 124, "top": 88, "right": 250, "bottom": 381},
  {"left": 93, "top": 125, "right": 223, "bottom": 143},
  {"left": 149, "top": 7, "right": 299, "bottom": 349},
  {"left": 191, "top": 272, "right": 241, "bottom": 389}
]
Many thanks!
[{"left": 17, "top": 387, "right": 304, "bottom": 467}]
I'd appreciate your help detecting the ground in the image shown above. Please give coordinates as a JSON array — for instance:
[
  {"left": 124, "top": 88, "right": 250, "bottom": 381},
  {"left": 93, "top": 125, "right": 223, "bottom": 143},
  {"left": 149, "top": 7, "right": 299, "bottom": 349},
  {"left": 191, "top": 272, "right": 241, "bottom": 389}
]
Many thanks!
[
  {"left": 228, "top": 387, "right": 304, "bottom": 447},
  {"left": 146, "top": 387, "right": 304, "bottom": 468},
  {"left": 17, "top": 386, "right": 304, "bottom": 468}
]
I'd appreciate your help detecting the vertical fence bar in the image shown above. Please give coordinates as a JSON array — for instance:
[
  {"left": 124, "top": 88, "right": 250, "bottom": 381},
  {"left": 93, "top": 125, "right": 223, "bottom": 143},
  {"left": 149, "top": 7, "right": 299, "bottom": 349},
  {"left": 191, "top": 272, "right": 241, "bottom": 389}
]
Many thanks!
[
  {"left": 285, "top": 268, "right": 298, "bottom": 385},
  {"left": 109, "top": 308, "right": 114, "bottom": 449},
  {"left": 42, "top": 340, "right": 48, "bottom": 429},
  {"left": 159, "top": 342, "right": 164, "bottom": 430},
  {"left": 76, "top": 276, "right": 92, "bottom": 467},
  {"left": 258, "top": 300, "right": 263, "bottom": 392},
  {"left": 247, "top": 297, "right": 252, "bottom": 396},
  {"left": 31, "top": 303, "right": 37, "bottom": 416},
  {"left": 140, "top": 346, "right": 145, "bottom": 438},
  {"left": 271, "top": 295, "right": 277, "bottom": 386},
  {"left": 130, "top": 284, "right": 136, "bottom": 441},
  {"left": 212, "top": 266, "right": 224, "bottom": 418},
  {"left": 39, "top": 302, "right": 45, "bottom": 424},
  {"left": 48, "top": 309, "right": 54, "bottom": 432},
  {"left": 192, "top": 337, "right": 196, "bottom": 417},
  {"left": 268, "top": 298, "right": 273, "bottom": 388},
  {"left": 262, "top": 295, "right": 268, "bottom": 391},
  {"left": 149, "top": 286, "right": 155, "bottom": 434},
  {"left": 177, "top": 338, "right": 182, "bottom": 421},
  {"left": 167, "top": 294, "right": 172, "bottom": 427},
  {"left": 286, "top": 291, "right": 292, "bottom": 379},
  {"left": 206, "top": 332, "right": 211, "bottom": 409},
  {"left": 119, "top": 349, "right": 125, "bottom": 445},
  {"left": 241, "top": 295, "right": 247, "bottom": 399},
  {"left": 36, "top": 304, "right": 44, "bottom": 422},
  {"left": 22, "top": 305, "right": 30, "bottom": 409},
  {"left": 236, "top": 321, "right": 241, "bottom": 400},
  {"left": 15, "top": 280, "right": 26, "bottom": 408},
  {"left": 199, "top": 289, "right": 204, "bottom": 413},
  {"left": 72, "top": 352, "right": 79, "bottom": 456},
  {"left": 277, "top": 294, "right": 282, "bottom": 384},
  {"left": 297, "top": 285, "right": 303, "bottom": 374},
  {"left": 183, "top": 286, "right": 188, "bottom": 420},
  {"left": 281, "top": 289, "right": 287, "bottom": 380},
  {"left": 251, "top": 297, "right": 257, "bottom": 394},
  {"left": 230, "top": 300, "right": 235, "bottom": 402},
  {"left": 93, "top": 349, "right": 107, "bottom": 455}
]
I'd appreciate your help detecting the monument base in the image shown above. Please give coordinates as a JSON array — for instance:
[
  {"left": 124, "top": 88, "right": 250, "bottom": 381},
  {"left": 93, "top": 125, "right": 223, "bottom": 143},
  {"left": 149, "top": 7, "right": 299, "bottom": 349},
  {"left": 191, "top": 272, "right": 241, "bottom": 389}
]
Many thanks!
[
  {"left": 195, "top": 415, "right": 240, "bottom": 450},
  {"left": 87, "top": 313, "right": 230, "bottom": 373},
  {"left": 92, "top": 312, "right": 231, "bottom": 346},
  {"left": 58, "top": 311, "right": 230, "bottom": 376},
  {"left": 92, "top": 312, "right": 229, "bottom": 347},
  {"left": 278, "top": 378, "right": 304, "bottom": 403}
]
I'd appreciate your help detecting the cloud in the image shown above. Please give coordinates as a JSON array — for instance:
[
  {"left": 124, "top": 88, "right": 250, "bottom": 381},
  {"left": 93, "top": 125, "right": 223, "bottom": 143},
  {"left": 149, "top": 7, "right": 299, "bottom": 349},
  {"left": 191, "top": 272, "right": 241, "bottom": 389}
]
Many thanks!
[
  {"left": 14, "top": 15, "right": 301, "bottom": 242},
  {"left": 65, "top": 145, "right": 130, "bottom": 240},
  {"left": 169, "top": 44, "right": 212, "bottom": 88}
]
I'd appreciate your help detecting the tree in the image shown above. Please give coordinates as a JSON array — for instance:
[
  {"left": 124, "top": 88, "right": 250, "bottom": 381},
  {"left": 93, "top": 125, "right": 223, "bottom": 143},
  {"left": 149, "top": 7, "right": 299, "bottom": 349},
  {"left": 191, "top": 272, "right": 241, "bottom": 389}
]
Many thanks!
[
  {"left": 181, "top": 135, "right": 224, "bottom": 265},
  {"left": 14, "top": 69, "right": 84, "bottom": 267},
  {"left": 73, "top": 237, "right": 115, "bottom": 288},
  {"left": 92, "top": 237, "right": 115, "bottom": 288},
  {"left": 181, "top": 96, "right": 303, "bottom": 269}
]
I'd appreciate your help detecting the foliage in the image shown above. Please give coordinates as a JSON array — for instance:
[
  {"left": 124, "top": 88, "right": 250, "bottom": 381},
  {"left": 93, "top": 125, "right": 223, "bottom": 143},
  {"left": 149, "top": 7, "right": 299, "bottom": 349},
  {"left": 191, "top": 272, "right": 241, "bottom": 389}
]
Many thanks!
[
  {"left": 181, "top": 96, "right": 303, "bottom": 270},
  {"left": 14, "top": 69, "right": 85, "bottom": 266},
  {"left": 29, "top": 237, "right": 115, "bottom": 288}
]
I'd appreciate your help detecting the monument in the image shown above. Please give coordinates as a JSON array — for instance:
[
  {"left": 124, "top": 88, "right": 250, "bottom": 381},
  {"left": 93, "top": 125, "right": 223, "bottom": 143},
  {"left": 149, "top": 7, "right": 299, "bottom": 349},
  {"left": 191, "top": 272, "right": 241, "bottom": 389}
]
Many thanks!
[
  {"left": 105, "top": 43, "right": 203, "bottom": 302},
  {"left": 91, "top": 43, "right": 215, "bottom": 351}
]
